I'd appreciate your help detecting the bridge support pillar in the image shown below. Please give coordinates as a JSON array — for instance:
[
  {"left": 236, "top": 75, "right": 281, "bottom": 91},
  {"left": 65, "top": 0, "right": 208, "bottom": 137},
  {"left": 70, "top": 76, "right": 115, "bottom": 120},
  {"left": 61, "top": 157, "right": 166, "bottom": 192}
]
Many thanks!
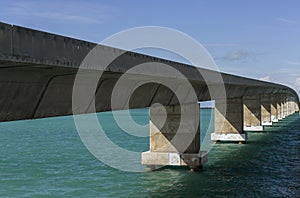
[
  {"left": 271, "top": 96, "right": 278, "bottom": 123},
  {"left": 282, "top": 100, "right": 287, "bottom": 118},
  {"left": 291, "top": 100, "right": 296, "bottom": 114},
  {"left": 141, "top": 103, "right": 207, "bottom": 171},
  {"left": 277, "top": 99, "right": 283, "bottom": 120},
  {"left": 211, "top": 98, "right": 247, "bottom": 142},
  {"left": 243, "top": 96, "right": 263, "bottom": 131},
  {"left": 261, "top": 95, "right": 272, "bottom": 126},
  {"left": 280, "top": 101, "right": 284, "bottom": 119},
  {"left": 287, "top": 98, "right": 296, "bottom": 115},
  {"left": 287, "top": 100, "right": 292, "bottom": 116},
  {"left": 294, "top": 100, "right": 299, "bottom": 113}
]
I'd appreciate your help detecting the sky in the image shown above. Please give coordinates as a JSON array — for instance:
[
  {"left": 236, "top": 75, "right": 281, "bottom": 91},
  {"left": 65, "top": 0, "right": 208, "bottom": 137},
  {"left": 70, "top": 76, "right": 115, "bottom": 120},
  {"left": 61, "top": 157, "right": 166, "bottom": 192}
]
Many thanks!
[{"left": 0, "top": 0, "right": 300, "bottom": 96}]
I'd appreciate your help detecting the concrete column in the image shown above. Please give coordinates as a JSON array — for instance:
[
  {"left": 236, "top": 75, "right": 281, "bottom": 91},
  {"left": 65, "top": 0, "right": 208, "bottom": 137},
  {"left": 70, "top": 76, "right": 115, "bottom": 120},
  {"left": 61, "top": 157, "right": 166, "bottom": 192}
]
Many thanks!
[
  {"left": 280, "top": 100, "right": 285, "bottom": 119},
  {"left": 294, "top": 101, "right": 297, "bottom": 113},
  {"left": 243, "top": 96, "right": 263, "bottom": 131},
  {"left": 141, "top": 103, "right": 207, "bottom": 171},
  {"left": 211, "top": 98, "right": 246, "bottom": 142},
  {"left": 292, "top": 101, "right": 296, "bottom": 113},
  {"left": 287, "top": 100, "right": 292, "bottom": 116},
  {"left": 286, "top": 100, "right": 290, "bottom": 116},
  {"left": 282, "top": 100, "right": 287, "bottom": 118},
  {"left": 285, "top": 98, "right": 289, "bottom": 116},
  {"left": 271, "top": 96, "right": 278, "bottom": 122},
  {"left": 288, "top": 99, "right": 296, "bottom": 115},
  {"left": 261, "top": 95, "right": 272, "bottom": 126},
  {"left": 277, "top": 100, "right": 282, "bottom": 120},
  {"left": 295, "top": 101, "right": 299, "bottom": 113},
  {"left": 286, "top": 101, "right": 290, "bottom": 116}
]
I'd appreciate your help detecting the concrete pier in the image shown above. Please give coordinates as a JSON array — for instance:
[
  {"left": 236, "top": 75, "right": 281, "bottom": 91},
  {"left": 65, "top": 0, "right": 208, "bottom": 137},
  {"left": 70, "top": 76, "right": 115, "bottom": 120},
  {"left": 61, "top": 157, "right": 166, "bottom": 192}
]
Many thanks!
[
  {"left": 281, "top": 98, "right": 286, "bottom": 119},
  {"left": 283, "top": 100, "right": 288, "bottom": 118},
  {"left": 261, "top": 95, "right": 272, "bottom": 126},
  {"left": 295, "top": 100, "right": 300, "bottom": 113},
  {"left": 243, "top": 96, "right": 264, "bottom": 131},
  {"left": 271, "top": 96, "right": 278, "bottom": 122},
  {"left": 141, "top": 103, "right": 207, "bottom": 170},
  {"left": 277, "top": 99, "right": 283, "bottom": 120},
  {"left": 287, "top": 99, "right": 296, "bottom": 115},
  {"left": 211, "top": 98, "right": 246, "bottom": 142}
]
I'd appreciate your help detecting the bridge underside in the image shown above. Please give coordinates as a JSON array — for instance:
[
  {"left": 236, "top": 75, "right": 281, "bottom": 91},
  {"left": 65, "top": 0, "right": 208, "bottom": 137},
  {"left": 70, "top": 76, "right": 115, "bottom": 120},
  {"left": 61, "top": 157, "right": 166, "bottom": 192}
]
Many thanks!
[{"left": 1, "top": 61, "right": 298, "bottom": 122}]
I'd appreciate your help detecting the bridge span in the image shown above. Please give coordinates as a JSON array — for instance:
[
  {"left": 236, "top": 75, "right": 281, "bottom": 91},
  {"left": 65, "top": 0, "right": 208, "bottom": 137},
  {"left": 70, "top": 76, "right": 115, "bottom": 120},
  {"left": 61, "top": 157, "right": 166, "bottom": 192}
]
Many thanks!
[{"left": 0, "top": 22, "right": 299, "bottom": 171}]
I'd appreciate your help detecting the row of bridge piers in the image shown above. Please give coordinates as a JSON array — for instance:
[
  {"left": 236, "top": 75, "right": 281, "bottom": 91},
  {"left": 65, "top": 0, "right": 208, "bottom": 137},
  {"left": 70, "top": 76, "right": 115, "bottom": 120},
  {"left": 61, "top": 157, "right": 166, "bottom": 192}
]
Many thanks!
[
  {"left": 213, "top": 94, "right": 299, "bottom": 141},
  {"left": 142, "top": 94, "right": 299, "bottom": 171}
]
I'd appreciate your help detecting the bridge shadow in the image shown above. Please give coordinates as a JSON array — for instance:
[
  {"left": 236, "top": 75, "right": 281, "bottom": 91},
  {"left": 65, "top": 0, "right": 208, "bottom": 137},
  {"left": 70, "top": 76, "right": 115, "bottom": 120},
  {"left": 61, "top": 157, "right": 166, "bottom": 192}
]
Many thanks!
[{"left": 139, "top": 113, "right": 300, "bottom": 197}]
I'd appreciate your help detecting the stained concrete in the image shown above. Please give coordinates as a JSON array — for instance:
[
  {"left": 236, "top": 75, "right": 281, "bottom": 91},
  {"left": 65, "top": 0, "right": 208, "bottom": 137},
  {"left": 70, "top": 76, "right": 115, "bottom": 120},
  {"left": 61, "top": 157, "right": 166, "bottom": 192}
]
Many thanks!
[
  {"left": 141, "top": 103, "right": 206, "bottom": 169},
  {"left": 261, "top": 95, "right": 272, "bottom": 126},
  {"left": 211, "top": 98, "right": 246, "bottom": 142},
  {"left": 243, "top": 96, "right": 263, "bottom": 131},
  {"left": 271, "top": 96, "right": 278, "bottom": 122}
]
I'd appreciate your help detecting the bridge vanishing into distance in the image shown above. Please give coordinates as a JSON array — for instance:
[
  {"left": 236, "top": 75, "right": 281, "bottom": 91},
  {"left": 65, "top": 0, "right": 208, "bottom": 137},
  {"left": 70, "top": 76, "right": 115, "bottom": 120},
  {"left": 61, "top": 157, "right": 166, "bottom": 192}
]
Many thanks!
[{"left": 0, "top": 22, "right": 299, "bottom": 171}]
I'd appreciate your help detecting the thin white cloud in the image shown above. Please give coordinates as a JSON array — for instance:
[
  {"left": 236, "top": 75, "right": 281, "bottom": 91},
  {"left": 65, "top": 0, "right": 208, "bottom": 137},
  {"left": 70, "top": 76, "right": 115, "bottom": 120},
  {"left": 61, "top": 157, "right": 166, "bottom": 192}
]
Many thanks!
[
  {"left": 286, "top": 61, "right": 300, "bottom": 66},
  {"left": 263, "top": 73, "right": 300, "bottom": 96},
  {"left": 288, "top": 73, "right": 300, "bottom": 77},
  {"left": 294, "top": 77, "right": 300, "bottom": 96},
  {"left": 217, "top": 63, "right": 300, "bottom": 96},
  {"left": 219, "top": 49, "right": 262, "bottom": 62},
  {"left": 296, "top": 77, "right": 300, "bottom": 87},
  {"left": 275, "top": 17, "right": 298, "bottom": 25},
  {"left": 6, "top": 1, "right": 112, "bottom": 24},
  {"left": 259, "top": 76, "right": 271, "bottom": 82},
  {"left": 274, "top": 67, "right": 300, "bottom": 74},
  {"left": 203, "top": 43, "right": 239, "bottom": 47}
]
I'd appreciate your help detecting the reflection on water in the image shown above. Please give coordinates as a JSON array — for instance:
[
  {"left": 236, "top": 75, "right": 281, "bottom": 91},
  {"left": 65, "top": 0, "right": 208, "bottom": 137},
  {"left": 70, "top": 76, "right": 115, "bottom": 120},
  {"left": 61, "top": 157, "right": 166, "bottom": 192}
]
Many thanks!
[{"left": 0, "top": 109, "right": 299, "bottom": 197}]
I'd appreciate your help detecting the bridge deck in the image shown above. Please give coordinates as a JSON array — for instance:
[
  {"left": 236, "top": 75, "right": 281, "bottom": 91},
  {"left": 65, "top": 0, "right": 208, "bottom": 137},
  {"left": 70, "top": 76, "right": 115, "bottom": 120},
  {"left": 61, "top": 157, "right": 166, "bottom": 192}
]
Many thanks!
[{"left": 0, "top": 22, "right": 298, "bottom": 122}]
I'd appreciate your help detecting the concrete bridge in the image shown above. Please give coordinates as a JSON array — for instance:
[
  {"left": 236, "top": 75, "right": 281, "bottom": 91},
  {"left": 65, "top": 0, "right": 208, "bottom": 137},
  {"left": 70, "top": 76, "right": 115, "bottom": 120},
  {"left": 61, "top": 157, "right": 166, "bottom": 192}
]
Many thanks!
[{"left": 0, "top": 22, "right": 299, "bottom": 171}]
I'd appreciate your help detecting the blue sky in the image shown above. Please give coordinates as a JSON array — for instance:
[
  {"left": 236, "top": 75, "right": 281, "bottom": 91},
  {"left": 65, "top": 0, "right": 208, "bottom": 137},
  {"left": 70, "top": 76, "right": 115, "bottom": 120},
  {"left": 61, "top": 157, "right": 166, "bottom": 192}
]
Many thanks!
[{"left": 1, "top": 0, "right": 300, "bottom": 96}]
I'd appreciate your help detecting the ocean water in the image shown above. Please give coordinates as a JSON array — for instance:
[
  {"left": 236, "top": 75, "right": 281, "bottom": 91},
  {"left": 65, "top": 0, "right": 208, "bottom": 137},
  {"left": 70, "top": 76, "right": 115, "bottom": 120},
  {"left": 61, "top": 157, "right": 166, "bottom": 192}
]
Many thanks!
[{"left": 0, "top": 109, "right": 299, "bottom": 197}]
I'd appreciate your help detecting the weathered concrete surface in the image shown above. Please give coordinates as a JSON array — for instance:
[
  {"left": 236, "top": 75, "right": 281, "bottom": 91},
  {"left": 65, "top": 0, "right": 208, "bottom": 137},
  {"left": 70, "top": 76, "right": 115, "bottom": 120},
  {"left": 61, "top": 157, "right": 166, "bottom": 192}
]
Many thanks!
[
  {"left": 142, "top": 151, "right": 207, "bottom": 169},
  {"left": 283, "top": 101, "right": 288, "bottom": 118},
  {"left": 287, "top": 100, "right": 296, "bottom": 115},
  {"left": 271, "top": 96, "right": 278, "bottom": 122},
  {"left": 294, "top": 101, "right": 300, "bottom": 113},
  {"left": 243, "top": 96, "right": 264, "bottom": 131},
  {"left": 211, "top": 133, "right": 247, "bottom": 142},
  {"left": 141, "top": 103, "right": 206, "bottom": 169},
  {"left": 211, "top": 98, "right": 247, "bottom": 141},
  {"left": 261, "top": 95, "right": 272, "bottom": 126},
  {"left": 277, "top": 100, "right": 283, "bottom": 120}
]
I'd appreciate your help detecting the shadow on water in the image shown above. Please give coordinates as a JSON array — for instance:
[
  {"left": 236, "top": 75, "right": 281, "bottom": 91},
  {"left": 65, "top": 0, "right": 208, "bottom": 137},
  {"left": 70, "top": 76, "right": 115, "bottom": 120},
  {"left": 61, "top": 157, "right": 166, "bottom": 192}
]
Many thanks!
[{"left": 138, "top": 113, "right": 300, "bottom": 197}]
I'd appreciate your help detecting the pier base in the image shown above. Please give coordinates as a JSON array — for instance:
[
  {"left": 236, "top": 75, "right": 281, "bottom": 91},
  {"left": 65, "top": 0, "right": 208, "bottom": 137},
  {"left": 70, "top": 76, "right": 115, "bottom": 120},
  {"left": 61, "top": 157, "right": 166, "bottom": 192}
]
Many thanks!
[
  {"left": 244, "top": 126, "right": 264, "bottom": 131},
  {"left": 211, "top": 132, "right": 247, "bottom": 142},
  {"left": 142, "top": 151, "right": 207, "bottom": 170},
  {"left": 262, "top": 121, "right": 272, "bottom": 126}
]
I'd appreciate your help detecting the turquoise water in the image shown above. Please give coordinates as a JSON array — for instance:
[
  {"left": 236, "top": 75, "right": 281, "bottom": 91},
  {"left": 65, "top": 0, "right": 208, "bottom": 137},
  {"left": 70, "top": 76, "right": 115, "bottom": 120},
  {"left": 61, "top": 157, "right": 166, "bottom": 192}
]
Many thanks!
[{"left": 1, "top": 109, "right": 299, "bottom": 197}]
